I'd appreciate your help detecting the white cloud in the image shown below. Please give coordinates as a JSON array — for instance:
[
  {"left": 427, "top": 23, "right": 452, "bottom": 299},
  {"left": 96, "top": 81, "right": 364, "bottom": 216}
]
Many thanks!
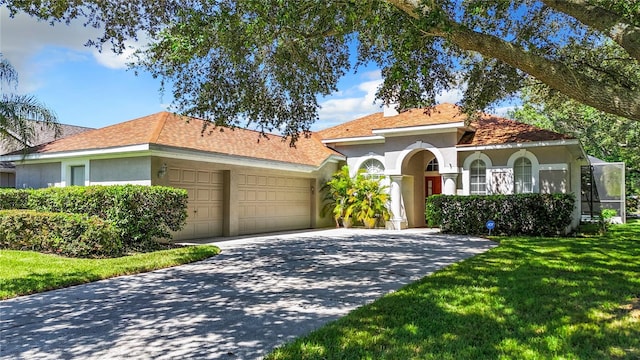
[
  {"left": 0, "top": 6, "right": 142, "bottom": 90},
  {"left": 91, "top": 41, "right": 138, "bottom": 70},
  {"left": 315, "top": 78, "right": 384, "bottom": 130},
  {"left": 435, "top": 87, "right": 464, "bottom": 104},
  {"left": 492, "top": 105, "right": 517, "bottom": 117},
  {"left": 315, "top": 71, "right": 470, "bottom": 130}
]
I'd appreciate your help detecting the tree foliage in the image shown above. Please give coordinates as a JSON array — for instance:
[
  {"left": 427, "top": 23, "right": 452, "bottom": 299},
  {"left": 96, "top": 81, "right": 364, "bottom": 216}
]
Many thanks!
[
  {"left": 510, "top": 88, "right": 640, "bottom": 197},
  {"left": 0, "top": 54, "right": 59, "bottom": 150},
  {"left": 3, "top": 0, "right": 639, "bottom": 139}
]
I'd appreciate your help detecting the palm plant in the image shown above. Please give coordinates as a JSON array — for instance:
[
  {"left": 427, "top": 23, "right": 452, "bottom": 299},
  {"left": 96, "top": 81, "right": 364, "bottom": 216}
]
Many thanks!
[
  {"left": 1, "top": 55, "right": 59, "bottom": 152},
  {"left": 346, "top": 175, "right": 390, "bottom": 229},
  {"left": 321, "top": 165, "right": 355, "bottom": 227}
]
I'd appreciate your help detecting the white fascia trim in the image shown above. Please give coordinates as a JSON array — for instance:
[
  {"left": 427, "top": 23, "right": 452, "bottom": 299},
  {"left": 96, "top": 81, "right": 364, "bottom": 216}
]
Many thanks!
[
  {"left": 372, "top": 122, "right": 466, "bottom": 136},
  {"left": 149, "top": 145, "right": 325, "bottom": 173},
  {"left": 317, "top": 154, "right": 347, "bottom": 168},
  {"left": 321, "top": 135, "right": 385, "bottom": 145},
  {"left": 1, "top": 144, "right": 151, "bottom": 162},
  {"left": 6, "top": 143, "right": 340, "bottom": 174},
  {"left": 457, "top": 139, "right": 581, "bottom": 152}
]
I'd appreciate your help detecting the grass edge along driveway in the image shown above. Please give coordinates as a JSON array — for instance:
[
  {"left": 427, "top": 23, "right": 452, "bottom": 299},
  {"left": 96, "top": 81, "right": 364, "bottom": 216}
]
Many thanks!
[
  {"left": 267, "top": 221, "right": 640, "bottom": 360},
  {"left": 0, "top": 245, "right": 220, "bottom": 300}
]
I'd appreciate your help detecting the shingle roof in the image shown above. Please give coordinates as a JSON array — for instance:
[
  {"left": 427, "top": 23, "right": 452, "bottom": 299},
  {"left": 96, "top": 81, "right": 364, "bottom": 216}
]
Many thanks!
[
  {"left": 0, "top": 121, "right": 93, "bottom": 155},
  {"left": 1, "top": 121, "right": 93, "bottom": 170},
  {"left": 25, "top": 112, "right": 340, "bottom": 167},
  {"left": 458, "top": 114, "right": 573, "bottom": 146},
  {"left": 317, "top": 103, "right": 572, "bottom": 146},
  {"left": 317, "top": 103, "right": 465, "bottom": 140}
]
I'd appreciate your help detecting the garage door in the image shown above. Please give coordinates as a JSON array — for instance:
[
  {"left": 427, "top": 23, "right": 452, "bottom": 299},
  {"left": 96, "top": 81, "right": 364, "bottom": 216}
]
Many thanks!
[
  {"left": 168, "top": 167, "right": 224, "bottom": 240},
  {"left": 238, "top": 173, "right": 311, "bottom": 235}
]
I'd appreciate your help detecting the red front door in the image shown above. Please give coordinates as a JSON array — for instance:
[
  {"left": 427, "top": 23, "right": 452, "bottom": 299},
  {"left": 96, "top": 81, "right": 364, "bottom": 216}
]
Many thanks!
[{"left": 425, "top": 176, "right": 442, "bottom": 197}]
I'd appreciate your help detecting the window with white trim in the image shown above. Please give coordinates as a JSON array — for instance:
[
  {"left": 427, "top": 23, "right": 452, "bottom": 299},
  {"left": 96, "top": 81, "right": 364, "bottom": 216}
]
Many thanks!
[
  {"left": 514, "top": 157, "right": 533, "bottom": 193},
  {"left": 360, "top": 159, "right": 385, "bottom": 178},
  {"left": 470, "top": 159, "right": 487, "bottom": 195}
]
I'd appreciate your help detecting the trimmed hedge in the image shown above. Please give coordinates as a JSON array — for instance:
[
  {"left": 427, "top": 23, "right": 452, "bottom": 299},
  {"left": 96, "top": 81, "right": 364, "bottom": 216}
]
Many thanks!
[
  {"left": 0, "top": 210, "right": 122, "bottom": 258},
  {"left": 0, "top": 188, "right": 30, "bottom": 210},
  {"left": 0, "top": 185, "right": 188, "bottom": 251},
  {"left": 426, "top": 194, "right": 575, "bottom": 236}
]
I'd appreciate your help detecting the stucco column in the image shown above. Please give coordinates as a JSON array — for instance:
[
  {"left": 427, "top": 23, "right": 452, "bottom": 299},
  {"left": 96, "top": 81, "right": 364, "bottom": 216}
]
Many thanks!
[
  {"left": 223, "top": 170, "right": 239, "bottom": 237},
  {"left": 387, "top": 175, "right": 408, "bottom": 230},
  {"left": 442, "top": 173, "right": 458, "bottom": 195}
]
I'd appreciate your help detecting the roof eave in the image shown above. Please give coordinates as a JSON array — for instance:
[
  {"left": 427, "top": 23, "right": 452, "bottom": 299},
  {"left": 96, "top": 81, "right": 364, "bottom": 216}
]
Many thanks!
[
  {"left": 0, "top": 144, "right": 151, "bottom": 162},
  {"left": 456, "top": 138, "right": 581, "bottom": 151},
  {"left": 149, "top": 144, "right": 333, "bottom": 173},
  {"left": 321, "top": 135, "right": 386, "bottom": 145},
  {"left": 372, "top": 121, "right": 467, "bottom": 137}
]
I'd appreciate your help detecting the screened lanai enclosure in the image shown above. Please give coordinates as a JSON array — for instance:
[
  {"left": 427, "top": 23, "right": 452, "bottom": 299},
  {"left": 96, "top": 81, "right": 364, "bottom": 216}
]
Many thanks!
[{"left": 581, "top": 157, "right": 626, "bottom": 223}]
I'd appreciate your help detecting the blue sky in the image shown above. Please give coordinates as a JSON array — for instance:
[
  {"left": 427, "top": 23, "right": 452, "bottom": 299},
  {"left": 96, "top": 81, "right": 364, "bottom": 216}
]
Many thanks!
[{"left": 1, "top": 6, "right": 476, "bottom": 132}]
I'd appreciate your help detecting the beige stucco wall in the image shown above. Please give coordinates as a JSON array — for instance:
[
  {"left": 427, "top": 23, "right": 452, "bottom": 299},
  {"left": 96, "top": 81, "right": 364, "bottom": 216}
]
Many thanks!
[
  {"left": 330, "top": 132, "right": 459, "bottom": 176},
  {"left": 458, "top": 146, "right": 574, "bottom": 168},
  {"left": 540, "top": 170, "right": 569, "bottom": 194},
  {"left": 402, "top": 150, "right": 429, "bottom": 227},
  {"left": 90, "top": 157, "right": 151, "bottom": 185},
  {"left": 15, "top": 162, "right": 61, "bottom": 189},
  {"left": 152, "top": 156, "right": 339, "bottom": 238}
]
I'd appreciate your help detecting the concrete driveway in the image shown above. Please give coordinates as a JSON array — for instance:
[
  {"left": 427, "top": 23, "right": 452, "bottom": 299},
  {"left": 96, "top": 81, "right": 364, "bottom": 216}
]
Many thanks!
[{"left": 0, "top": 228, "right": 495, "bottom": 359}]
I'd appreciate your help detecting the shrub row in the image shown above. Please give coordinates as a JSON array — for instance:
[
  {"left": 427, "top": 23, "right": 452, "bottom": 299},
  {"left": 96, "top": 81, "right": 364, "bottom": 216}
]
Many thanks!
[
  {"left": 426, "top": 194, "right": 575, "bottom": 236},
  {"left": 0, "top": 185, "right": 188, "bottom": 251},
  {"left": 0, "top": 210, "right": 122, "bottom": 258}
]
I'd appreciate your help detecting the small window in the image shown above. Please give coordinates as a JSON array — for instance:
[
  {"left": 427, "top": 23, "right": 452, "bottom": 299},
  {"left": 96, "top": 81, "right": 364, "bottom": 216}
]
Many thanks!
[
  {"left": 470, "top": 159, "right": 487, "bottom": 195},
  {"left": 514, "top": 157, "right": 532, "bottom": 193},
  {"left": 360, "top": 159, "right": 385, "bottom": 177},
  {"left": 426, "top": 158, "right": 439, "bottom": 172},
  {"left": 70, "top": 165, "right": 85, "bottom": 186}
]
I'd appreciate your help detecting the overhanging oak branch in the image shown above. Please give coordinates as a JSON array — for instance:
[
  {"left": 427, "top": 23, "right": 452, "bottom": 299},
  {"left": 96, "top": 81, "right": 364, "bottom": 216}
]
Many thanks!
[
  {"left": 541, "top": 0, "right": 640, "bottom": 61},
  {"left": 385, "top": 0, "right": 640, "bottom": 122},
  {"left": 442, "top": 24, "right": 640, "bottom": 121}
]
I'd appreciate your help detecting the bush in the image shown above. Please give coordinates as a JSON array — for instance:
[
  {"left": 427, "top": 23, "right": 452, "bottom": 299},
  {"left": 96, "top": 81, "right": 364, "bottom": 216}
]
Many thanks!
[
  {"left": 425, "top": 194, "right": 575, "bottom": 236},
  {"left": 25, "top": 185, "right": 188, "bottom": 251},
  {"left": 321, "top": 166, "right": 390, "bottom": 228},
  {"left": 0, "top": 188, "right": 31, "bottom": 210},
  {"left": 0, "top": 210, "right": 122, "bottom": 258},
  {"left": 1, "top": 185, "right": 188, "bottom": 251},
  {"left": 598, "top": 208, "right": 618, "bottom": 234}
]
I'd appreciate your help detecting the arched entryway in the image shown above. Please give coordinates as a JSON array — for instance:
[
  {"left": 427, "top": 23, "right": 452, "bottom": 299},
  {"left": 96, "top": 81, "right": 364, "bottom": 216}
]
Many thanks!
[{"left": 400, "top": 148, "right": 441, "bottom": 228}]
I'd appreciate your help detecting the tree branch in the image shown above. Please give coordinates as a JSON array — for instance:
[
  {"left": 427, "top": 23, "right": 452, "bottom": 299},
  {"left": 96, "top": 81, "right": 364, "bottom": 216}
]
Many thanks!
[
  {"left": 441, "top": 23, "right": 640, "bottom": 121},
  {"left": 385, "top": 0, "right": 420, "bottom": 19},
  {"left": 541, "top": 0, "right": 640, "bottom": 61},
  {"left": 383, "top": 0, "right": 640, "bottom": 122}
]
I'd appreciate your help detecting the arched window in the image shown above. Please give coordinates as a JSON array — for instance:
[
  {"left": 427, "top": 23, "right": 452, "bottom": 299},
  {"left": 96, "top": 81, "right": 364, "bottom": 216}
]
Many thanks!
[
  {"left": 425, "top": 158, "right": 439, "bottom": 172},
  {"left": 514, "top": 157, "right": 533, "bottom": 193},
  {"left": 470, "top": 159, "right": 486, "bottom": 195},
  {"left": 360, "top": 158, "right": 385, "bottom": 178}
]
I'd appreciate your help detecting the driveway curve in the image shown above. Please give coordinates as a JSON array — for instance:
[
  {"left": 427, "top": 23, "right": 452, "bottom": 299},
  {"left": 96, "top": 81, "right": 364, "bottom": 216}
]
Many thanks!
[{"left": 0, "top": 228, "right": 495, "bottom": 359}]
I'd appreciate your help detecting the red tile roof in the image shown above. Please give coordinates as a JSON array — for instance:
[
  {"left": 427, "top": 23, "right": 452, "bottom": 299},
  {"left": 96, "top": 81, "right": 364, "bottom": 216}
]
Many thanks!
[
  {"left": 27, "top": 112, "right": 341, "bottom": 167},
  {"left": 317, "top": 103, "right": 572, "bottom": 146}
]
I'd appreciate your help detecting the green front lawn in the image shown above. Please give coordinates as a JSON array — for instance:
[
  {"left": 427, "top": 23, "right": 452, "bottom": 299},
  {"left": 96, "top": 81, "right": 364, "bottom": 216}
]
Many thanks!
[
  {"left": 267, "top": 220, "right": 640, "bottom": 359},
  {"left": 0, "top": 245, "right": 220, "bottom": 299}
]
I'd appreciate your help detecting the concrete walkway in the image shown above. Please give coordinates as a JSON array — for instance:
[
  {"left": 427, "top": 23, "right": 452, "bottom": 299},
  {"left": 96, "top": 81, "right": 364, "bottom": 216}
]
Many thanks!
[{"left": 0, "top": 228, "right": 496, "bottom": 359}]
